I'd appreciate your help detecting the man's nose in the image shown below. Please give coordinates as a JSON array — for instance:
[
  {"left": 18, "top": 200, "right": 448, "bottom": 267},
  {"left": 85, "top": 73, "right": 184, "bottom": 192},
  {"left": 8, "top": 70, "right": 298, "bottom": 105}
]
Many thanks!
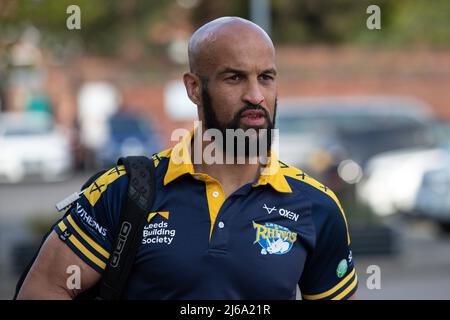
[{"left": 242, "top": 80, "right": 265, "bottom": 106}]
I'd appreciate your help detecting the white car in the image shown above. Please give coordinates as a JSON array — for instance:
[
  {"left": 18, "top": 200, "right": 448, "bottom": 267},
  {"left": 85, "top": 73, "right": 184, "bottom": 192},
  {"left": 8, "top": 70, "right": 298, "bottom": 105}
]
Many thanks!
[
  {"left": 356, "top": 147, "right": 450, "bottom": 217},
  {"left": 0, "top": 112, "right": 74, "bottom": 183},
  {"left": 277, "top": 96, "right": 434, "bottom": 183},
  {"left": 413, "top": 149, "right": 450, "bottom": 231}
]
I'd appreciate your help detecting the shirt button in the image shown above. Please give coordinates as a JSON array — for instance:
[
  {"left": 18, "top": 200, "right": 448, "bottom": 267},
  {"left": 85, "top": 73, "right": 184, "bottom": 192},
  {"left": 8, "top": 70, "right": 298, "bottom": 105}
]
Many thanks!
[
  {"left": 218, "top": 221, "right": 225, "bottom": 229},
  {"left": 212, "top": 191, "right": 220, "bottom": 198}
]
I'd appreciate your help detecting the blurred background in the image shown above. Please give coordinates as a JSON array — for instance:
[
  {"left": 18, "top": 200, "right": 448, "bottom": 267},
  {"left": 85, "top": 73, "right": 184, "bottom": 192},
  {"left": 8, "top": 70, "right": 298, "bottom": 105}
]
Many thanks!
[{"left": 1, "top": 0, "right": 450, "bottom": 299}]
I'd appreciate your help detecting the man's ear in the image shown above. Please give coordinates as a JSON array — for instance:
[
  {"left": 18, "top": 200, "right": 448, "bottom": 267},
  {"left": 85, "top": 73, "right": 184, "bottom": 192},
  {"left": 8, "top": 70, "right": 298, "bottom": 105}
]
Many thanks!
[{"left": 183, "top": 72, "right": 201, "bottom": 105}]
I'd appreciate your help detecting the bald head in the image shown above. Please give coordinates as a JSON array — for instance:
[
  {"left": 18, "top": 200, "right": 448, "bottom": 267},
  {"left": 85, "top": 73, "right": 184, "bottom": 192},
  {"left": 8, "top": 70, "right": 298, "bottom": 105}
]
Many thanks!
[
  {"left": 183, "top": 17, "right": 278, "bottom": 133},
  {"left": 188, "top": 17, "right": 275, "bottom": 75}
]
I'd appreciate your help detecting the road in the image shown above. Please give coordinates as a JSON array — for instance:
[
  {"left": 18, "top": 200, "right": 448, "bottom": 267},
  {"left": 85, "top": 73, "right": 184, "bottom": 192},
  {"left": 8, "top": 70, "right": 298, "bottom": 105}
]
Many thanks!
[
  {"left": 354, "top": 220, "right": 450, "bottom": 299},
  {"left": 1, "top": 173, "right": 450, "bottom": 300}
]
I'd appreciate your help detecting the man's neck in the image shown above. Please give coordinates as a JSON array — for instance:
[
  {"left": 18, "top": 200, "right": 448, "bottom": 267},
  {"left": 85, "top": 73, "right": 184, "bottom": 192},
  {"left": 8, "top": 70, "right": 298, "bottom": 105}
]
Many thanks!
[
  {"left": 194, "top": 160, "right": 261, "bottom": 199},
  {"left": 191, "top": 131, "right": 263, "bottom": 198}
]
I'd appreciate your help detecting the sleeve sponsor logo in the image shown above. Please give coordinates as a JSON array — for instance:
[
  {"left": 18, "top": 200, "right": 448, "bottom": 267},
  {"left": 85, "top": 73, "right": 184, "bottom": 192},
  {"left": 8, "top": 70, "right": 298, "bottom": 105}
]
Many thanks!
[
  {"left": 75, "top": 203, "right": 108, "bottom": 237},
  {"left": 336, "top": 259, "right": 349, "bottom": 278}
]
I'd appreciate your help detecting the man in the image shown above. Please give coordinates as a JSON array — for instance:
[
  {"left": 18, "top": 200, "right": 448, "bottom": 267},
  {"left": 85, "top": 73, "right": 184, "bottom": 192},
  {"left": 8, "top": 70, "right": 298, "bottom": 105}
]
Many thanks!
[{"left": 17, "top": 17, "right": 357, "bottom": 300}]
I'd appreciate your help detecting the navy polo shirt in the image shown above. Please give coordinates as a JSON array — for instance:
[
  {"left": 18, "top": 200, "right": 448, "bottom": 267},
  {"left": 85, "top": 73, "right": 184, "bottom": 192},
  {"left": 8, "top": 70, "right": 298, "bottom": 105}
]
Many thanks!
[{"left": 54, "top": 131, "right": 358, "bottom": 300}]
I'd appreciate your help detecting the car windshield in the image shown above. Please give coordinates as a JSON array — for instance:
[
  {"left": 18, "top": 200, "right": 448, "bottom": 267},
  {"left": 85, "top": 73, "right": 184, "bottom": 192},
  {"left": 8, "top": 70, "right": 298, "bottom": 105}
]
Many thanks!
[
  {"left": 277, "top": 108, "right": 435, "bottom": 164},
  {"left": 336, "top": 123, "right": 434, "bottom": 164},
  {"left": 277, "top": 111, "right": 422, "bottom": 135}
]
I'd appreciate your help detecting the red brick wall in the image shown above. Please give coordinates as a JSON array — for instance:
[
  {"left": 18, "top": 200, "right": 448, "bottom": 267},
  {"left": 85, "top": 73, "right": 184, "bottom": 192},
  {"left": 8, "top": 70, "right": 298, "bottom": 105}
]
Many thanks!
[{"left": 47, "top": 47, "right": 450, "bottom": 148}]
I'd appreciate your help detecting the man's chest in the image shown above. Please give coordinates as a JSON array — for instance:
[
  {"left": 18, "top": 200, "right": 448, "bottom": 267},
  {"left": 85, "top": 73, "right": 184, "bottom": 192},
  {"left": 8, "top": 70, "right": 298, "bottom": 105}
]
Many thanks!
[{"left": 127, "top": 190, "right": 316, "bottom": 298}]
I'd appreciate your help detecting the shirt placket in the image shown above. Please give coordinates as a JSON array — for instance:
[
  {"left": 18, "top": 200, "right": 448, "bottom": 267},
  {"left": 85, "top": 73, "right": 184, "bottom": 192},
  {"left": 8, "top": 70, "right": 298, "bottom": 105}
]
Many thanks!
[{"left": 193, "top": 173, "right": 233, "bottom": 253}]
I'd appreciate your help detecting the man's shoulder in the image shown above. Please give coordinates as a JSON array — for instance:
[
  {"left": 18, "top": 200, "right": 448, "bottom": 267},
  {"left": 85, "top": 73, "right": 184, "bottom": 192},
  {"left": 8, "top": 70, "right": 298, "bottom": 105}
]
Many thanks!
[
  {"left": 81, "top": 165, "right": 129, "bottom": 208},
  {"left": 151, "top": 148, "right": 172, "bottom": 167},
  {"left": 82, "top": 149, "right": 170, "bottom": 202},
  {"left": 279, "top": 160, "right": 351, "bottom": 244},
  {"left": 279, "top": 161, "right": 340, "bottom": 207}
]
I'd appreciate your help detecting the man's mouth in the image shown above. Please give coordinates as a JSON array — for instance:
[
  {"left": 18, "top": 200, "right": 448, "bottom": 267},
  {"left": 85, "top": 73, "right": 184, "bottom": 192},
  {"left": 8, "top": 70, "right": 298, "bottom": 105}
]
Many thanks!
[{"left": 240, "top": 109, "right": 267, "bottom": 127}]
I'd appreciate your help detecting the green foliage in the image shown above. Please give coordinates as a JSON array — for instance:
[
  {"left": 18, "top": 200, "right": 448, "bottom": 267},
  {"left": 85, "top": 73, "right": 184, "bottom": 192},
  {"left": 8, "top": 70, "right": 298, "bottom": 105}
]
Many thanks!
[
  {"left": 0, "top": 0, "right": 172, "bottom": 56},
  {"left": 1, "top": 0, "right": 449, "bottom": 58},
  {"left": 189, "top": 0, "right": 450, "bottom": 48},
  {"left": 386, "top": 0, "right": 450, "bottom": 47}
]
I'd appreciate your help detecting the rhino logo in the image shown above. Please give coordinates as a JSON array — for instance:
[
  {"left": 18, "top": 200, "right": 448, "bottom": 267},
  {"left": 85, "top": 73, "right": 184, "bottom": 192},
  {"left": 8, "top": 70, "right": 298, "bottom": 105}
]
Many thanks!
[{"left": 253, "top": 221, "right": 297, "bottom": 255}]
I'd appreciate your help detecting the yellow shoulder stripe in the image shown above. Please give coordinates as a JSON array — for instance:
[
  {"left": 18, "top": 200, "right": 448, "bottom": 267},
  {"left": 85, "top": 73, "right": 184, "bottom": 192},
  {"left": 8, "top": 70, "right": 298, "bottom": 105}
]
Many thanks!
[
  {"left": 57, "top": 220, "right": 67, "bottom": 234},
  {"left": 69, "top": 235, "right": 107, "bottom": 270},
  {"left": 66, "top": 215, "right": 110, "bottom": 259},
  {"left": 302, "top": 268, "right": 356, "bottom": 300},
  {"left": 57, "top": 221, "right": 106, "bottom": 270},
  {"left": 281, "top": 165, "right": 351, "bottom": 245},
  {"left": 83, "top": 151, "right": 168, "bottom": 206},
  {"left": 327, "top": 190, "right": 351, "bottom": 245},
  {"left": 152, "top": 148, "right": 172, "bottom": 167},
  {"left": 83, "top": 165, "right": 127, "bottom": 207},
  {"left": 332, "top": 274, "right": 358, "bottom": 300}
]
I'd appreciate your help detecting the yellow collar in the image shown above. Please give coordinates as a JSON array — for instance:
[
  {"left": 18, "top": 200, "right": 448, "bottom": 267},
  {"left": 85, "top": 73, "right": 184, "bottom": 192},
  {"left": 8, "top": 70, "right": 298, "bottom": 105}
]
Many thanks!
[{"left": 163, "top": 129, "right": 292, "bottom": 193}]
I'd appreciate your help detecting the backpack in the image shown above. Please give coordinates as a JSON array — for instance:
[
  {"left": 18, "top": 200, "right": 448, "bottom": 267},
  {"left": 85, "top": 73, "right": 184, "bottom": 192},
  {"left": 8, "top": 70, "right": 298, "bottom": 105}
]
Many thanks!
[{"left": 13, "top": 155, "right": 156, "bottom": 300}]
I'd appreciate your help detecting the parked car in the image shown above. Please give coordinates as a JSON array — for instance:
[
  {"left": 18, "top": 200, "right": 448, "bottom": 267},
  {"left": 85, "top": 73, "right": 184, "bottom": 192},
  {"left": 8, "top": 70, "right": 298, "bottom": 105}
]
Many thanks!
[
  {"left": 356, "top": 120, "right": 450, "bottom": 219},
  {"left": 277, "top": 96, "right": 435, "bottom": 191},
  {"left": 413, "top": 157, "right": 450, "bottom": 232},
  {"left": 356, "top": 147, "right": 450, "bottom": 217},
  {"left": 95, "top": 111, "right": 162, "bottom": 168},
  {"left": 275, "top": 96, "right": 432, "bottom": 254},
  {"left": 0, "top": 112, "right": 73, "bottom": 183}
]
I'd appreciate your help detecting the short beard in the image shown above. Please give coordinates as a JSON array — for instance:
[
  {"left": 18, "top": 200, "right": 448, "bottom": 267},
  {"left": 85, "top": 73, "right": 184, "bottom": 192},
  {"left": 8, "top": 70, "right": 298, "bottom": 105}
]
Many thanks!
[{"left": 200, "top": 79, "right": 277, "bottom": 159}]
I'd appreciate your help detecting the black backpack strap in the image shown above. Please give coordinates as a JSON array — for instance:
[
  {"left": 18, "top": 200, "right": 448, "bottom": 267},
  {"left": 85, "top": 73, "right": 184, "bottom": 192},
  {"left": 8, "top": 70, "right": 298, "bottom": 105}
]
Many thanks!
[{"left": 97, "top": 156, "right": 156, "bottom": 300}]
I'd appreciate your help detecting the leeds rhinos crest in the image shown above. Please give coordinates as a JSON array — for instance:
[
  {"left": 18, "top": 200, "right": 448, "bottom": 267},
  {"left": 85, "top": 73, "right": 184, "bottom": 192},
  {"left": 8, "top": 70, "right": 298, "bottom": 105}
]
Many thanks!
[{"left": 252, "top": 221, "right": 297, "bottom": 255}]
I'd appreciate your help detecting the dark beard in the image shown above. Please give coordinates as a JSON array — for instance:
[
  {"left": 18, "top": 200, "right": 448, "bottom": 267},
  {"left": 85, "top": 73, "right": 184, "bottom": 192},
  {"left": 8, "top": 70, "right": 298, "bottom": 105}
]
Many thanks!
[{"left": 201, "top": 80, "right": 277, "bottom": 159}]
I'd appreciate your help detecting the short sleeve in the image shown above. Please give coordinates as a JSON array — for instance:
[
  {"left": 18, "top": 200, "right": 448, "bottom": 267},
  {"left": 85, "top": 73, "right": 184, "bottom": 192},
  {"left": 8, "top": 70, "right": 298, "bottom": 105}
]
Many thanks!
[
  {"left": 299, "top": 195, "right": 358, "bottom": 300},
  {"left": 53, "top": 165, "right": 128, "bottom": 273}
]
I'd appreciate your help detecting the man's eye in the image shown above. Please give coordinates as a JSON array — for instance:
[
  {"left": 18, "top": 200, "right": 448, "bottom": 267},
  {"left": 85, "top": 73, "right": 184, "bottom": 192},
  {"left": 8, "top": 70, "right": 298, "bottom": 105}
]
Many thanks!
[
  {"left": 259, "top": 74, "right": 274, "bottom": 81},
  {"left": 227, "top": 75, "right": 241, "bottom": 81}
]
